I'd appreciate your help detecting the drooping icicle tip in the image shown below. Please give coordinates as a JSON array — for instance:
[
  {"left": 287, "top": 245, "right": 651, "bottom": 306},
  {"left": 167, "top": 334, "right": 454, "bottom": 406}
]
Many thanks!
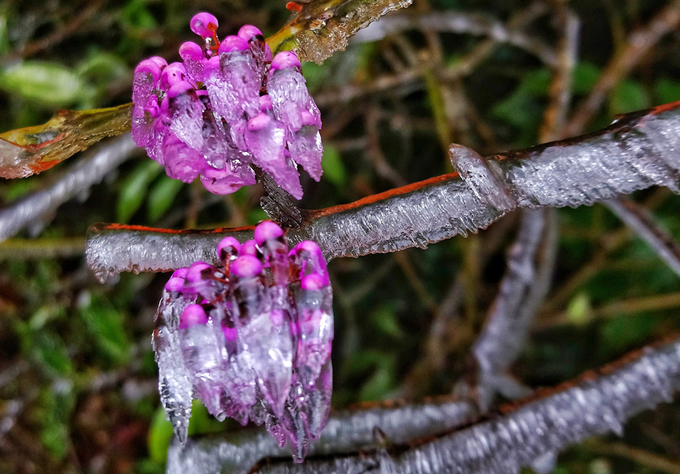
[
  {"left": 132, "top": 13, "right": 323, "bottom": 200},
  {"left": 153, "top": 221, "right": 334, "bottom": 462}
]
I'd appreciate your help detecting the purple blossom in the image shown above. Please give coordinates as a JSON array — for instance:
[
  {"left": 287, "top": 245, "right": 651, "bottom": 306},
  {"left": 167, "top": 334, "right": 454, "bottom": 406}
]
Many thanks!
[
  {"left": 153, "top": 221, "right": 334, "bottom": 461},
  {"left": 131, "top": 13, "right": 324, "bottom": 199}
]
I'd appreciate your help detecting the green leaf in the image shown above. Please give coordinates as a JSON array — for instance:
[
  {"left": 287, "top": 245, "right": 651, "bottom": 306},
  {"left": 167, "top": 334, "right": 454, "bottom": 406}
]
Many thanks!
[
  {"left": 566, "top": 292, "right": 592, "bottom": 325},
  {"left": 39, "top": 383, "right": 75, "bottom": 460},
  {"left": 147, "top": 176, "right": 184, "bottom": 223},
  {"left": 247, "top": 208, "right": 269, "bottom": 225},
  {"left": 370, "top": 304, "right": 404, "bottom": 339},
  {"left": 121, "top": 0, "right": 158, "bottom": 29},
  {"left": 117, "top": 161, "right": 163, "bottom": 224},
  {"left": 321, "top": 145, "right": 347, "bottom": 186},
  {"left": 0, "top": 61, "right": 84, "bottom": 108},
  {"left": 78, "top": 292, "right": 130, "bottom": 366},
  {"left": 610, "top": 80, "right": 649, "bottom": 115},
  {"left": 187, "top": 399, "right": 224, "bottom": 436},
  {"left": 30, "top": 331, "right": 73, "bottom": 377},
  {"left": 572, "top": 62, "right": 601, "bottom": 94},
  {"left": 359, "top": 356, "right": 396, "bottom": 401},
  {"left": 0, "top": 103, "right": 133, "bottom": 179},
  {"left": 655, "top": 77, "right": 680, "bottom": 104},
  {"left": 148, "top": 407, "right": 174, "bottom": 463}
]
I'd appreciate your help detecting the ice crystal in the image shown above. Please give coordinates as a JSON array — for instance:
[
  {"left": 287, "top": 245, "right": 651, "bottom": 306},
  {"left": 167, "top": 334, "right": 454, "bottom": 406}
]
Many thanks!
[
  {"left": 153, "top": 221, "right": 333, "bottom": 462},
  {"left": 132, "top": 13, "right": 323, "bottom": 199}
]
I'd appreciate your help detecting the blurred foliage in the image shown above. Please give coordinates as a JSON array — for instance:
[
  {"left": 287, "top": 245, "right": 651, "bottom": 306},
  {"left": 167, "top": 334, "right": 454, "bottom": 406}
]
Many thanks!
[{"left": 1, "top": 0, "right": 680, "bottom": 473}]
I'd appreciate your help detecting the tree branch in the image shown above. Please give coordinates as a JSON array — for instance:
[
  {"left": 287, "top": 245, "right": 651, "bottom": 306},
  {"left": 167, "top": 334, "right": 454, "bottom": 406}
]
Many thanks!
[
  {"left": 86, "top": 103, "right": 680, "bottom": 280},
  {"left": 604, "top": 197, "right": 680, "bottom": 277},
  {"left": 471, "top": 208, "right": 558, "bottom": 406},
  {"left": 165, "top": 336, "right": 680, "bottom": 474},
  {"left": 167, "top": 397, "right": 477, "bottom": 474},
  {"left": 352, "top": 9, "right": 556, "bottom": 66},
  {"left": 0, "top": 134, "right": 137, "bottom": 243}
]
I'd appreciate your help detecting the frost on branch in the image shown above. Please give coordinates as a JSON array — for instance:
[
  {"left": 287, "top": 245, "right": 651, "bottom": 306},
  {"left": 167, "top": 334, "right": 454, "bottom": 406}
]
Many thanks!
[
  {"left": 254, "top": 337, "right": 680, "bottom": 474},
  {"left": 165, "top": 337, "right": 680, "bottom": 474},
  {"left": 86, "top": 104, "right": 680, "bottom": 279},
  {"left": 154, "top": 221, "right": 333, "bottom": 462},
  {"left": 167, "top": 397, "right": 477, "bottom": 474},
  {"left": 0, "top": 134, "right": 137, "bottom": 244}
]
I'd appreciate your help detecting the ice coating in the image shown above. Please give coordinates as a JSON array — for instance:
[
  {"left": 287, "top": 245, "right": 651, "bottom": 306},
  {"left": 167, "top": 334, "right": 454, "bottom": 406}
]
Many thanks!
[
  {"left": 153, "top": 221, "right": 333, "bottom": 461},
  {"left": 130, "top": 13, "right": 324, "bottom": 198},
  {"left": 165, "top": 338, "right": 680, "bottom": 474},
  {"left": 86, "top": 106, "right": 680, "bottom": 280}
]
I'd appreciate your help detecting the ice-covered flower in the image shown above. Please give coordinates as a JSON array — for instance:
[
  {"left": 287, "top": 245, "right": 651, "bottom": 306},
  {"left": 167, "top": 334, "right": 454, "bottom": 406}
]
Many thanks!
[
  {"left": 132, "top": 13, "right": 323, "bottom": 199},
  {"left": 153, "top": 221, "right": 333, "bottom": 462}
]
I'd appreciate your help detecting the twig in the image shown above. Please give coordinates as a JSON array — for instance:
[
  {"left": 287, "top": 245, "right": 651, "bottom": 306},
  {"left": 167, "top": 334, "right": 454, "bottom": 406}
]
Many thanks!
[
  {"left": 564, "top": 0, "right": 680, "bottom": 137},
  {"left": 0, "top": 134, "right": 138, "bottom": 243},
  {"left": 585, "top": 439, "right": 680, "bottom": 474},
  {"left": 167, "top": 397, "right": 477, "bottom": 474},
  {"left": 472, "top": 208, "right": 558, "bottom": 406},
  {"left": 0, "top": 237, "right": 85, "bottom": 260},
  {"left": 538, "top": 291, "right": 680, "bottom": 329},
  {"left": 352, "top": 10, "right": 556, "bottom": 66},
  {"left": 604, "top": 197, "right": 680, "bottom": 277},
  {"left": 166, "top": 336, "right": 680, "bottom": 474},
  {"left": 313, "top": 3, "right": 550, "bottom": 107},
  {"left": 470, "top": 5, "right": 575, "bottom": 406},
  {"left": 86, "top": 104, "right": 680, "bottom": 280}
]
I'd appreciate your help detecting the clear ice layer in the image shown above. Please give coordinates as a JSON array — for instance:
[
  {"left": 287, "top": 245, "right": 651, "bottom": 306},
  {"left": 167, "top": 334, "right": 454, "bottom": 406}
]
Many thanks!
[{"left": 87, "top": 108, "right": 680, "bottom": 279}]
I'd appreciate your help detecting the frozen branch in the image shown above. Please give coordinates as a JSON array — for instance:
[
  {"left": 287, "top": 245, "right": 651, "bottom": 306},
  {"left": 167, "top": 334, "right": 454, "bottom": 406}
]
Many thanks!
[
  {"left": 565, "top": 0, "right": 680, "bottom": 137},
  {"left": 0, "top": 134, "right": 137, "bottom": 243},
  {"left": 604, "top": 197, "right": 680, "bottom": 277},
  {"left": 472, "top": 208, "right": 558, "bottom": 406},
  {"left": 166, "top": 397, "right": 477, "bottom": 474},
  {"left": 86, "top": 104, "right": 680, "bottom": 280},
  {"left": 251, "top": 336, "right": 680, "bottom": 473},
  {"left": 353, "top": 10, "right": 556, "bottom": 66}
]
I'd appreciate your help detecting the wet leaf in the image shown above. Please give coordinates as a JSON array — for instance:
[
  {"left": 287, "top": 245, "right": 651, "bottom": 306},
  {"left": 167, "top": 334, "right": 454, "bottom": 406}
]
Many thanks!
[
  {"left": 0, "top": 102, "right": 132, "bottom": 179},
  {"left": 39, "top": 383, "right": 75, "bottom": 460},
  {"left": 78, "top": 292, "right": 131, "bottom": 366},
  {"left": 320, "top": 145, "right": 346, "bottom": 186},
  {"left": 148, "top": 407, "right": 174, "bottom": 463},
  {"left": 610, "top": 80, "right": 650, "bottom": 115},
  {"left": 267, "top": 0, "right": 413, "bottom": 64},
  {"left": 0, "top": 61, "right": 84, "bottom": 107},
  {"left": 117, "top": 161, "right": 163, "bottom": 223},
  {"left": 147, "top": 175, "right": 184, "bottom": 223}
]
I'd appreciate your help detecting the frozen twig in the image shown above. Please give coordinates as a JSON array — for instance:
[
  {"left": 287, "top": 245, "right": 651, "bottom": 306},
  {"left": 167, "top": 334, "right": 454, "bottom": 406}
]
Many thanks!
[
  {"left": 0, "top": 237, "right": 85, "bottom": 260},
  {"left": 250, "top": 336, "right": 680, "bottom": 473},
  {"left": 0, "top": 134, "right": 137, "bottom": 243},
  {"left": 472, "top": 209, "right": 557, "bottom": 406},
  {"left": 87, "top": 104, "right": 680, "bottom": 280},
  {"left": 470, "top": 5, "right": 574, "bottom": 407},
  {"left": 353, "top": 10, "right": 556, "bottom": 66},
  {"left": 565, "top": 0, "right": 680, "bottom": 137},
  {"left": 604, "top": 197, "right": 680, "bottom": 277},
  {"left": 313, "top": 3, "right": 549, "bottom": 107},
  {"left": 166, "top": 397, "right": 477, "bottom": 474}
]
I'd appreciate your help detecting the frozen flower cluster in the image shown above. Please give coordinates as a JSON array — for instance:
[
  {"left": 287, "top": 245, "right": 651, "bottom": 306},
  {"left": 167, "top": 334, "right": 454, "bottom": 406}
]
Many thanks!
[
  {"left": 153, "top": 221, "right": 333, "bottom": 461},
  {"left": 132, "top": 13, "right": 323, "bottom": 199}
]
